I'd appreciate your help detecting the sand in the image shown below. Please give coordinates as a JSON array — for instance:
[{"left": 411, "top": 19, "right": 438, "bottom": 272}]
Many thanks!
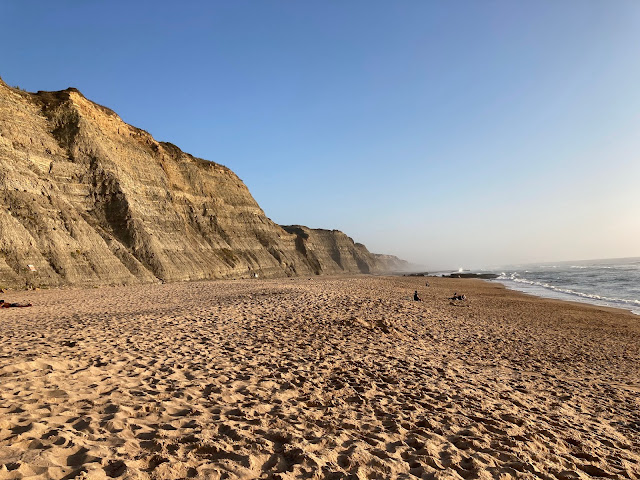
[{"left": 0, "top": 275, "right": 639, "bottom": 479}]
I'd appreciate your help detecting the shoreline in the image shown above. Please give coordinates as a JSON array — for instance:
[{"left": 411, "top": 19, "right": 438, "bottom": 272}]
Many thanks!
[
  {"left": 485, "top": 277, "right": 640, "bottom": 318},
  {"left": 490, "top": 276, "right": 640, "bottom": 317},
  {"left": 1, "top": 275, "right": 639, "bottom": 478}
]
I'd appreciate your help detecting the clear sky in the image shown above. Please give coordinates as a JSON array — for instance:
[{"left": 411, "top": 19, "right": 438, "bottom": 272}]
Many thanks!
[{"left": 2, "top": 1, "right": 639, "bottom": 270}]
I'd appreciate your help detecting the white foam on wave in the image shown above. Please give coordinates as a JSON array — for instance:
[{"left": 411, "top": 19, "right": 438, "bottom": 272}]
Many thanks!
[{"left": 496, "top": 272, "right": 640, "bottom": 315}]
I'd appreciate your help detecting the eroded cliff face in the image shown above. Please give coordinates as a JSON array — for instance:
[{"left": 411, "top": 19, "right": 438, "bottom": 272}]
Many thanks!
[
  {"left": 281, "top": 226, "right": 379, "bottom": 275},
  {"left": 0, "top": 79, "right": 404, "bottom": 288}
]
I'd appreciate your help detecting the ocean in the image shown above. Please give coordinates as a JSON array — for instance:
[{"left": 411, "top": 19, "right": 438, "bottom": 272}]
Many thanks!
[{"left": 491, "top": 257, "right": 640, "bottom": 315}]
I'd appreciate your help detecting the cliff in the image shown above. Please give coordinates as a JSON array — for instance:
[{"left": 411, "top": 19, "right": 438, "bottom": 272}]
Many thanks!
[
  {"left": 281, "top": 226, "right": 380, "bottom": 275},
  {"left": 0, "top": 79, "right": 403, "bottom": 288},
  {"left": 371, "top": 253, "right": 412, "bottom": 273}
]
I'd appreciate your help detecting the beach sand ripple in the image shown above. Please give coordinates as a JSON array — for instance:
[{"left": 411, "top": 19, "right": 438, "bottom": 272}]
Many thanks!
[{"left": 1, "top": 276, "right": 639, "bottom": 479}]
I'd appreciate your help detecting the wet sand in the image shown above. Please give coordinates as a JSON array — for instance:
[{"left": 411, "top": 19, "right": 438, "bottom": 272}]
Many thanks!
[{"left": 0, "top": 275, "right": 639, "bottom": 479}]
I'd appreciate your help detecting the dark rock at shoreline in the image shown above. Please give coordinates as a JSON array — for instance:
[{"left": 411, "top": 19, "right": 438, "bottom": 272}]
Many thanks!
[{"left": 443, "top": 273, "right": 499, "bottom": 279}]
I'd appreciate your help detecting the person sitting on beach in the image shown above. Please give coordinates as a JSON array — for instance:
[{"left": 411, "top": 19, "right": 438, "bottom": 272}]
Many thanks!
[
  {"left": 413, "top": 290, "right": 422, "bottom": 301},
  {"left": 0, "top": 300, "right": 32, "bottom": 308},
  {"left": 449, "top": 293, "right": 466, "bottom": 301}
]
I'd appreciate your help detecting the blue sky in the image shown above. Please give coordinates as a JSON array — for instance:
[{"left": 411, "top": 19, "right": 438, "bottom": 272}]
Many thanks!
[{"left": 2, "top": 1, "right": 639, "bottom": 269}]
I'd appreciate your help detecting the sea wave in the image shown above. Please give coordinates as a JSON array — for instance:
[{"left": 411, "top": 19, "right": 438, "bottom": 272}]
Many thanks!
[{"left": 497, "top": 273, "right": 640, "bottom": 309}]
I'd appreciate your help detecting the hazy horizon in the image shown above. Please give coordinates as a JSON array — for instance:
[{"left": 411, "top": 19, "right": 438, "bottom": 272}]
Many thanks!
[
  {"left": 400, "top": 255, "right": 640, "bottom": 273},
  {"left": 2, "top": 1, "right": 639, "bottom": 269}
]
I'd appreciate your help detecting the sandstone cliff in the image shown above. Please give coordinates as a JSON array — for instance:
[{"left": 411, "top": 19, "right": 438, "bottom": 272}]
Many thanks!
[
  {"left": 0, "top": 79, "right": 403, "bottom": 288},
  {"left": 281, "top": 226, "right": 380, "bottom": 275},
  {"left": 371, "top": 253, "right": 411, "bottom": 273}
]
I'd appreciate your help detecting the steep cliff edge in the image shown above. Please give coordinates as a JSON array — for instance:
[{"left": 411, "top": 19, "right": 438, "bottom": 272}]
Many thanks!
[
  {"left": 0, "top": 79, "right": 404, "bottom": 288},
  {"left": 282, "top": 226, "right": 385, "bottom": 275}
]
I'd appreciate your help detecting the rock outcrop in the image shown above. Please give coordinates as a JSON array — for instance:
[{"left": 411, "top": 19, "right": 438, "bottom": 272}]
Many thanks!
[
  {"left": 371, "top": 253, "right": 411, "bottom": 273},
  {"left": 0, "top": 79, "right": 404, "bottom": 288},
  {"left": 281, "top": 226, "right": 380, "bottom": 275}
]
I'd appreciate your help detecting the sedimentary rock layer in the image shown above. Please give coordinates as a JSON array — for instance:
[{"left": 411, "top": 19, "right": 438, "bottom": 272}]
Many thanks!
[{"left": 0, "top": 79, "right": 405, "bottom": 288}]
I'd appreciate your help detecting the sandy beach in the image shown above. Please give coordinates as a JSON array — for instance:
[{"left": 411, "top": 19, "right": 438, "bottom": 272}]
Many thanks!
[{"left": 0, "top": 275, "right": 639, "bottom": 479}]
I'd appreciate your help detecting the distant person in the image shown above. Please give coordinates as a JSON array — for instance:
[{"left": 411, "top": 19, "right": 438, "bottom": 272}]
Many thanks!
[
  {"left": 449, "top": 293, "right": 466, "bottom": 301},
  {"left": 0, "top": 300, "right": 32, "bottom": 308},
  {"left": 413, "top": 290, "right": 422, "bottom": 301},
  {"left": 425, "top": 281, "right": 430, "bottom": 287}
]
